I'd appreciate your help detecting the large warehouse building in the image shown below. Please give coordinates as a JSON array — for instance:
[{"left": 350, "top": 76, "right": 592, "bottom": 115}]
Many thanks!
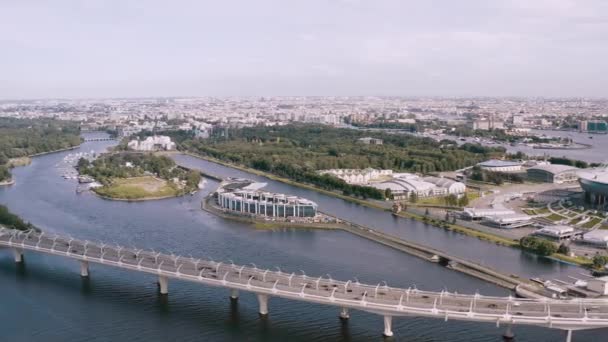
[
  {"left": 526, "top": 164, "right": 579, "bottom": 184},
  {"left": 371, "top": 175, "right": 466, "bottom": 199},
  {"left": 477, "top": 159, "right": 522, "bottom": 172}
]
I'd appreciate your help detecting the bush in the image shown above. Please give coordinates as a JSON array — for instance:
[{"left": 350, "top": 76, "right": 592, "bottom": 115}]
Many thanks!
[
  {"left": 520, "top": 236, "right": 557, "bottom": 256},
  {"left": 0, "top": 205, "right": 35, "bottom": 231},
  {"left": 593, "top": 255, "right": 608, "bottom": 269}
]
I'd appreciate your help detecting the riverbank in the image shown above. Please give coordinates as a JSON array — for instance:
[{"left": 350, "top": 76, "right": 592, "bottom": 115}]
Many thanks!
[
  {"left": 28, "top": 144, "right": 82, "bottom": 157},
  {"left": 181, "top": 151, "right": 594, "bottom": 269},
  {"left": 0, "top": 179, "right": 15, "bottom": 186},
  {"left": 8, "top": 157, "right": 31, "bottom": 168},
  {"left": 395, "top": 210, "right": 593, "bottom": 267}
]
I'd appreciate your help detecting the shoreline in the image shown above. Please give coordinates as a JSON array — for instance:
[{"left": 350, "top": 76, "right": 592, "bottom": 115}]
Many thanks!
[
  {"left": 91, "top": 189, "right": 184, "bottom": 202},
  {"left": 28, "top": 144, "right": 82, "bottom": 157},
  {"left": 0, "top": 179, "right": 15, "bottom": 186},
  {"left": 180, "top": 150, "right": 592, "bottom": 268}
]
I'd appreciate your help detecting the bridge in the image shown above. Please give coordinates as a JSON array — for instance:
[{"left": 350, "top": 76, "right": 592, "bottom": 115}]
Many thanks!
[
  {"left": 1, "top": 228, "right": 606, "bottom": 341},
  {"left": 83, "top": 137, "right": 117, "bottom": 142}
]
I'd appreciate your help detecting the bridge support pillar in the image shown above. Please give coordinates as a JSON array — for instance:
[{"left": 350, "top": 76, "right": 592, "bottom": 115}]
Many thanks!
[
  {"left": 382, "top": 315, "right": 393, "bottom": 337},
  {"left": 502, "top": 324, "right": 514, "bottom": 340},
  {"left": 230, "top": 289, "right": 239, "bottom": 301},
  {"left": 339, "top": 307, "right": 350, "bottom": 320},
  {"left": 257, "top": 294, "right": 269, "bottom": 316},
  {"left": 158, "top": 275, "right": 169, "bottom": 295},
  {"left": 565, "top": 330, "right": 572, "bottom": 342},
  {"left": 80, "top": 261, "right": 89, "bottom": 277},
  {"left": 12, "top": 248, "right": 23, "bottom": 263}
]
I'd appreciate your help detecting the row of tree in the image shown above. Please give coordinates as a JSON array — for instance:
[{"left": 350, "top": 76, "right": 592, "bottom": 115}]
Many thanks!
[
  {"left": 171, "top": 124, "right": 508, "bottom": 198},
  {"left": 0, "top": 118, "right": 82, "bottom": 182},
  {"left": 469, "top": 166, "right": 524, "bottom": 185}
]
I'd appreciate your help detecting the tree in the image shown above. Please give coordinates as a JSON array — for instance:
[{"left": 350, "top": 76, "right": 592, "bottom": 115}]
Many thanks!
[
  {"left": 593, "top": 254, "right": 608, "bottom": 269},
  {"left": 384, "top": 188, "right": 392, "bottom": 200},
  {"left": 0, "top": 205, "right": 34, "bottom": 231},
  {"left": 0, "top": 152, "right": 8, "bottom": 165},
  {"left": 557, "top": 243, "right": 570, "bottom": 255},
  {"left": 77, "top": 157, "right": 90, "bottom": 170},
  {"left": 458, "top": 194, "right": 469, "bottom": 207},
  {"left": 424, "top": 208, "right": 430, "bottom": 216},
  {"left": 444, "top": 211, "right": 450, "bottom": 222},
  {"left": 409, "top": 192, "right": 418, "bottom": 203},
  {"left": 520, "top": 236, "right": 557, "bottom": 256},
  {"left": 0, "top": 165, "right": 10, "bottom": 182}
]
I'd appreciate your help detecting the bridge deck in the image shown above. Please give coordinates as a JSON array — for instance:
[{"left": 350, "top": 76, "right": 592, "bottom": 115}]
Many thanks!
[{"left": 2, "top": 228, "right": 608, "bottom": 332}]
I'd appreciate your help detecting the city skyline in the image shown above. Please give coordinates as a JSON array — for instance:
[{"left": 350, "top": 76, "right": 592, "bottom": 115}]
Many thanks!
[{"left": 2, "top": 0, "right": 608, "bottom": 99}]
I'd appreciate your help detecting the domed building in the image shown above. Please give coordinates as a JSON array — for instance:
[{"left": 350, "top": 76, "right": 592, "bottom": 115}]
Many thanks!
[{"left": 579, "top": 168, "right": 608, "bottom": 207}]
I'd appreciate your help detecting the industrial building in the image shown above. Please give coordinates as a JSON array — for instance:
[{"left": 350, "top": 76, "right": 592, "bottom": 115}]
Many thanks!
[
  {"left": 461, "top": 208, "right": 532, "bottom": 228},
  {"left": 422, "top": 177, "right": 467, "bottom": 195},
  {"left": 534, "top": 225, "right": 576, "bottom": 240},
  {"left": 477, "top": 159, "right": 522, "bottom": 172},
  {"left": 371, "top": 175, "right": 465, "bottom": 199},
  {"left": 526, "top": 164, "right": 579, "bottom": 184},
  {"left": 581, "top": 230, "right": 608, "bottom": 247},
  {"left": 318, "top": 168, "right": 393, "bottom": 185}
]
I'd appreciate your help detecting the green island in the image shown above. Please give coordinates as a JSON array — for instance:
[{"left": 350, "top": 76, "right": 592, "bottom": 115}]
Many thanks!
[
  {"left": 0, "top": 117, "right": 82, "bottom": 184},
  {"left": 78, "top": 153, "right": 201, "bottom": 200}
]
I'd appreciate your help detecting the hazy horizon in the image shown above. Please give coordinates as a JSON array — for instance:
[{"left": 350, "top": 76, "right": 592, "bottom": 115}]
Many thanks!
[{"left": 2, "top": 0, "right": 608, "bottom": 100}]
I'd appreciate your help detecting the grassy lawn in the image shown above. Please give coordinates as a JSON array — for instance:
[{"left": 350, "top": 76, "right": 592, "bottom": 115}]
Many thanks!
[
  {"left": 546, "top": 213, "right": 566, "bottom": 222},
  {"left": 523, "top": 209, "right": 536, "bottom": 215},
  {"left": 534, "top": 207, "right": 550, "bottom": 214},
  {"left": 583, "top": 217, "right": 603, "bottom": 229},
  {"left": 569, "top": 217, "right": 583, "bottom": 225},
  {"left": 549, "top": 254, "right": 592, "bottom": 266},
  {"left": 94, "top": 176, "right": 180, "bottom": 200},
  {"left": 416, "top": 196, "right": 449, "bottom": 205}
]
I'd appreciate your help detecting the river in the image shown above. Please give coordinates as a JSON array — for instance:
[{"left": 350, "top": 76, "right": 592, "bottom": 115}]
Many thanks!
[{"left": 0, "top": 136, "right": 604, "bottom": 341}]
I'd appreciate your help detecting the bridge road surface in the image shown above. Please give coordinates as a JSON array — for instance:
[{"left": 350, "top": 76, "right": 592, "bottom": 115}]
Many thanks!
[{"left": 1, "top": 227, "right": 607, "bottom": 340}]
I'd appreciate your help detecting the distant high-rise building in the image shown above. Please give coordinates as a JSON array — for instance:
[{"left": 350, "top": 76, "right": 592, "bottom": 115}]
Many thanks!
[{"left": 579, "top": 120, "right": 608, "bottom": 133}]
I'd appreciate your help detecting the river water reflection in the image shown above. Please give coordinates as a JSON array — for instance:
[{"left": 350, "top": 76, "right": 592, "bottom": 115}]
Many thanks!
[{"left": 0, "top": 137, "right": 604, "bottom": 341}]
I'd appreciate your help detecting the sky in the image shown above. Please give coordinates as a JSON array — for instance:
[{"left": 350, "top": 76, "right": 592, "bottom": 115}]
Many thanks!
[{"left": 1, "top": 0, "right": 608, "bottom": 99}]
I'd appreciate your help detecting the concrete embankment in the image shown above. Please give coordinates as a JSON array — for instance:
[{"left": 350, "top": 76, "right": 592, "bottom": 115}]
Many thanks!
[{"left": 337, "top": 219, "right": 525, "bottom": 290}]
